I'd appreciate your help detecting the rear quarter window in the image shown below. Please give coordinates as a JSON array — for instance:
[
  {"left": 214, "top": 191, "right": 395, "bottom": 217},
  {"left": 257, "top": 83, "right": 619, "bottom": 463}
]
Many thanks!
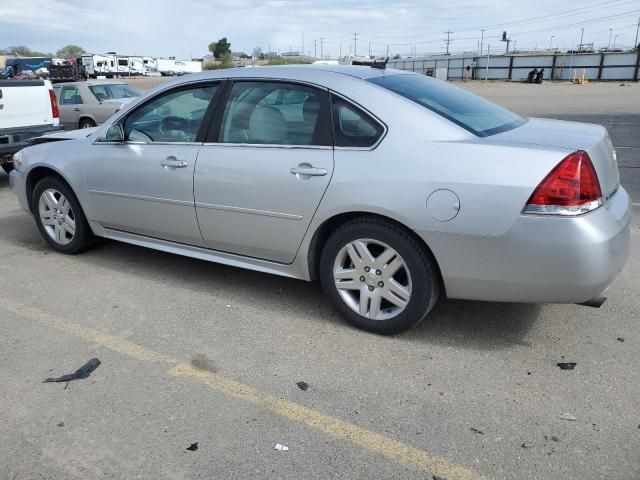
[
  {"left": 331, "top": 96, "right": 384, "bottom": 148},
  {"left": 368, "top": 74, "right": 525, "bottom": 137}
]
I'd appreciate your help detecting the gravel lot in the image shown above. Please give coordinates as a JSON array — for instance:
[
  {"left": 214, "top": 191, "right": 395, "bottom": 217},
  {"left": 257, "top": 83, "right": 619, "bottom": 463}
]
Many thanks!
[{"left": 1, "top": 79, "right": 638, "bottom": 480}]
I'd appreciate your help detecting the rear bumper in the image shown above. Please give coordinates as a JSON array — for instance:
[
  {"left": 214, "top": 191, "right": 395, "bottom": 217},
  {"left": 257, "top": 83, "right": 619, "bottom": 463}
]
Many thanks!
[
  {"left": 418, "top": 186, "right": 631, "bottom": 304},
  {"left": 0, "top": 125, "right": 63, "bottom": 159}
]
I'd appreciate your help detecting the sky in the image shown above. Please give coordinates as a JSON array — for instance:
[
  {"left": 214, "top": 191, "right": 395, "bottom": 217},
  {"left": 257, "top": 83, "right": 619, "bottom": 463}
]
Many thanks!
[{"left": 0, "top": 0, "right": 638, "bottom": 59}]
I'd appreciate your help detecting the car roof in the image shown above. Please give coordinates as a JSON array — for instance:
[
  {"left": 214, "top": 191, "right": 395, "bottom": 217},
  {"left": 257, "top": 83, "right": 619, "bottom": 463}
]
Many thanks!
[
  {"left": 53, "top": 80, "right": 128, "bottom": 87},
  {"left": 162, "top": 65, "right": 415, "bottom": 85}
]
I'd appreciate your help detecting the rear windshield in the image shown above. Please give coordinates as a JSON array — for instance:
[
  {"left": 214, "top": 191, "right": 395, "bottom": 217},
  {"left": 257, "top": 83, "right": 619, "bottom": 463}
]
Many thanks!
[
  {"left": 89, "top": 84, "right": 140, "bottom": 101},
  {"left": 367, "top": 74, "right": 525, "bottom": 137}
]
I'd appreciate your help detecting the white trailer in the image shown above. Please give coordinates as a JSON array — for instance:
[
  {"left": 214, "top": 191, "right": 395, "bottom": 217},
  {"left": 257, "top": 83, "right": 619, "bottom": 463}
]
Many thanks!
[
  {"left": 156, "top": 58, "right": 177, "bottom": 76},
  {"left": 175, "top": 60, "right": 202, "bottom": 74},
  {"left": 81, "top": 54, "right": 118, "bottom": 77},
  {"left": 157, "top": 58, "right": 201, "bottom": 76}
]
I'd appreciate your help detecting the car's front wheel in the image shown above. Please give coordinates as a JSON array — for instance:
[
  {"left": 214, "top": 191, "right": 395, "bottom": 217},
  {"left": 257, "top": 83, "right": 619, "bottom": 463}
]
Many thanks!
[
  {"left": 32, "top": 177, "right": 95, "bottom": 254},
  {"left": 320, "top": 217, "right": 440, "bottom": 335}
]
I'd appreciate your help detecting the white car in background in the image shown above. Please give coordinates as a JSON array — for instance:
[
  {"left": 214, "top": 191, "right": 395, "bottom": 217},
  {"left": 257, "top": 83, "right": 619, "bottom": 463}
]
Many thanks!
[{"left": 52, "top": 81, "right": 140, "bottom": 130}]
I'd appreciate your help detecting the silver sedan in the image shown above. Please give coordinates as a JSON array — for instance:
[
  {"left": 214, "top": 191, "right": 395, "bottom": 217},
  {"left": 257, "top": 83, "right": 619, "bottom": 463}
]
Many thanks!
[
  {"left": 52, "top": 80, "right": 140, "bottom": 130},
  {"left": 9, "top": 66, "right": 630, "bottom": 334}
]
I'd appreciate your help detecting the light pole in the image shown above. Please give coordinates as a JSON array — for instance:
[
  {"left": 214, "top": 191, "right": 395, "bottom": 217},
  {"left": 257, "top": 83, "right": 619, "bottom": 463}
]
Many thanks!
[
  {"left": 608, "top": 29, "right": 612, "bottom": 49},
  {"left": 613, "top": 34, "right": 619, "bottom": 48},
  {"left": 550, "top": 35, "right": 554, "bottom": 50}
]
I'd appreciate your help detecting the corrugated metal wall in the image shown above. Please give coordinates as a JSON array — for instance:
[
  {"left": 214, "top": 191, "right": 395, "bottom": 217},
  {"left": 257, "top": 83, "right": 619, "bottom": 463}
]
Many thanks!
[{"left": 387, "top": 52, "right": 640, "bottom": 81}]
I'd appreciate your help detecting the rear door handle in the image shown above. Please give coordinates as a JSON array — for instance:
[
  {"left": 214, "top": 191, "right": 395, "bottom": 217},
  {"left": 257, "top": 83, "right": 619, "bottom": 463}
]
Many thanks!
[
  {"left": 161, "top": 157, "right": 189, "bottom": 168},
  {"left": 73, "top": 107, "right": 81, "bottom": 112},
  {"left": 290, "top": 164, "right": 327, "bottom": 177}
]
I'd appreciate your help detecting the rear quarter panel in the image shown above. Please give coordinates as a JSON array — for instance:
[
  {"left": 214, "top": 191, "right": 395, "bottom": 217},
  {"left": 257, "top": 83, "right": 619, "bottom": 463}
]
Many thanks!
[{"left": 314, "top": 96, "right": 568, "bottom": 238}]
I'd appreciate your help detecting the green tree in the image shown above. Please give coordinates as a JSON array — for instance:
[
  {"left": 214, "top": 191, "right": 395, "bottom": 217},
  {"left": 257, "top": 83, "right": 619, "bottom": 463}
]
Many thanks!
[
  {"left": 208, "top": 37, "right": 231, "bottom": 60},
  {"left": 6, "top": 45, "right": 48, "bottom": 57},
  {"left": 56, "top": 44, "right": 85, "bottom": 59}
]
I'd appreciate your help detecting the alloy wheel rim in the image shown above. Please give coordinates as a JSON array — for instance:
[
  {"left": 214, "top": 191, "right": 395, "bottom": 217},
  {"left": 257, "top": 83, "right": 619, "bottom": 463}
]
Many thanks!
[
  {"left": 38, "top": 188, "right": 76, "bottom": 245},
  {"left": 333, "top": 238, "right": 412, "bottom": 321}
]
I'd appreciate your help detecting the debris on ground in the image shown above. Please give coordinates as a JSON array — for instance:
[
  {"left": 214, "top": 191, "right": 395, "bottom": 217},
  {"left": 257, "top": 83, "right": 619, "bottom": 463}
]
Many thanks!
[
  {"left": 521, "top": 441, "right": 534, "bottom": 448},
  {"left": 296, "top": 381, "right": 309, "bottom": 391},
  {"left": 617, "top": 337, "right": 625, "bottom": 342},
  {"left": 186, "top": 442, "right": 198, "bottom": 451},
  {"left": 559, "top": 413, "right": 577, "bottom": 421},
  {"left": 432, "top": 475, "right": 447, "bottom": 480},
  {"left": 57, "top": 422, "right": 64, "bottom": 427},
  {"left": 191, "top": 354, "right": 217, "bottom": 373},
  {"left": 274, "top": 443, "right": 289, "bottom": 451},
  {"left": 43, "top": 358, "right": 101, "bottom": 383},
  {"left": 556, "top": 362, "right": 576, "bottom": 370},
  {"left": 470, "top": 427, "right": 484, "bottom": 435}
]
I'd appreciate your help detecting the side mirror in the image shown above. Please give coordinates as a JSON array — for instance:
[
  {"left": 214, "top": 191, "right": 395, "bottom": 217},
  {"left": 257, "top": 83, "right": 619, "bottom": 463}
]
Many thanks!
[{"left": 103, "top": 124, "right": 124, "bottom": 142}]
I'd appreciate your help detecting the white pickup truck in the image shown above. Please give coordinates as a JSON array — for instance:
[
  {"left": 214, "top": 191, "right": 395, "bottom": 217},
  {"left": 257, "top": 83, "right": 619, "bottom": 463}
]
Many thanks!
[{"left": 0, "top": 79, "right": 62, "bottom": 173}]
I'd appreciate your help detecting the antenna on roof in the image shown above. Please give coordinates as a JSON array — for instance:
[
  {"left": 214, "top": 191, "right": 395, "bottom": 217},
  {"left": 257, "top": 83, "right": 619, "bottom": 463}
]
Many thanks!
[{"left": 370, "top": 57, "right": 389, "bottom": 70}]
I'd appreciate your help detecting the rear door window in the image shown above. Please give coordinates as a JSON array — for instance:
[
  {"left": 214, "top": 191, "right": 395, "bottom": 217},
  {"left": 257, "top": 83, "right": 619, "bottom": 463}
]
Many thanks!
[
  {"left": 331, "top": 96, "right": 384, "bottom": 148},
  {"left": 60, "top": 87, "right": 83, "bottom": 105},
  {"left": 217, "top": 81, "right": 331, "bottom": 146}
]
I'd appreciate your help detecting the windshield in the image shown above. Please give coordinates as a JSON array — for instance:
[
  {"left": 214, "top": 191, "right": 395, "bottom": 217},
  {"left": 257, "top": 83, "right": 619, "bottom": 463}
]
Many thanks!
[
  {"left": 368, "top": 74, "right": 525, "bottom": 137},
  {"left": 89, "top": 84, "right": 140, "bottom": 101}
]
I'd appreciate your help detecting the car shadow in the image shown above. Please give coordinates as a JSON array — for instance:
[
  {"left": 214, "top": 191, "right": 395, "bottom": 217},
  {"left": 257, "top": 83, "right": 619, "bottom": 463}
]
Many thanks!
[
  {"left": 0, "top": 171, "right": 8, "bottom": 187},
  {"left": 1, "top": 212, "right": 541, "bottom": 351}
]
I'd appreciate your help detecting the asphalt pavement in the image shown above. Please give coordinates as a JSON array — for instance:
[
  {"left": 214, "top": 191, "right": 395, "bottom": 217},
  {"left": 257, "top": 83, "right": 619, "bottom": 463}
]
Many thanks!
[{"left": 1, "top": 81, "right": 639, "bottom": 480}]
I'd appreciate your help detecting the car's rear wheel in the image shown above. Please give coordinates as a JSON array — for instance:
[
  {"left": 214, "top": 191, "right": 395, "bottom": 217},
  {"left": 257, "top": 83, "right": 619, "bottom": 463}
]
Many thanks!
[
  {"left": 320, "top": 217, "right": 439, "bottom": 335},
  {"left": 78, "top": 118, "right": 96, "bottom": 129},
  {"left": 32, "top": 177, "right": 95, "bottom": 254}
]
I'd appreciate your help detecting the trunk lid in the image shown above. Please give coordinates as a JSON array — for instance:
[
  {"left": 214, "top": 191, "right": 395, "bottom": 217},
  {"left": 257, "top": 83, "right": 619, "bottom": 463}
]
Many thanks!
[{"left": 491, "top": 117, "right": 620, "bottom": 198}]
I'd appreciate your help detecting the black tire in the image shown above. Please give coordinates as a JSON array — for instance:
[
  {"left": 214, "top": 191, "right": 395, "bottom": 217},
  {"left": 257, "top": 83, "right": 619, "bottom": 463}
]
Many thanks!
[
  {"left": 78, "top": 118, "right": 96, "bottom": 129},
  {"left": 1, "top": 163, "right": 13, "bottom": 174},
  {"left": 320, "top": 216, "right": 440, "bottom": 335},
  {"left": 32, "top": 176, "right": 95, "bottom": 254}
]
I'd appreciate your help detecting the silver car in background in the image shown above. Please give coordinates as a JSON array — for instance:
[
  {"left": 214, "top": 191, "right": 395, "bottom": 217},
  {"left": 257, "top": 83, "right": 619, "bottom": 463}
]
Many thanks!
[
  {"left": 9, "top": 66, "right": 630, "bottom": 334},
  {"left": 52, "top": 80, "right": 140, "bottom": 130}
]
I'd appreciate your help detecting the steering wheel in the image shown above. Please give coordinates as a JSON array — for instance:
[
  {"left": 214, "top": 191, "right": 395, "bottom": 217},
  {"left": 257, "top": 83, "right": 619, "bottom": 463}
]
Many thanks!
[{"left": 159, "top": 115, "right": 188, "bottom": 140}]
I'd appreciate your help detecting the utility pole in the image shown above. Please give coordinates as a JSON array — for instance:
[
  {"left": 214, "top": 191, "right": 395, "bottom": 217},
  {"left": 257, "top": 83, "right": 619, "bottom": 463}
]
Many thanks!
[
  {"left": 480, "top": 29, "right": 485, "bottom": 56},
  {"left": 608, "top": 29, "right": 612, "bottom": 49},
  {"left": 485, "top": 44, "right": 490, "bottom": 80},
  {"left": 302, "top": 33, "right": 304, "bottom": 57},
  {"left": 444, "top": 30, "right": 453, "bottom": 55},
  {"left": 353, "top": 33, "right": 359, "bottom": 57},
  {"left": 550, "top": 35, "right": 554, "bottom": 50},
  {"left": 368, "top": 42, "right": 371, "bottom": 58},
  {"left": 579, "top": 27, "right": 584, "bottom": 51},
  {"left": 635, "top": 16, "right": 640, "bottom": 49},
  {"left": 513, "top": 40, "right": 517, "bottom": 52},
  {"left": 386, "top": 44, "right": 390, "bottom": 58},
  {"left": 613, "top": 34, "right": 619, "bottom": 48},
  {"left": 314, "top": 40, "right": 317, "bottom": 59},
  {"left": 320, "top": 37, "right": 324, "bottom": 59},
  {"left": 339, "top": 43, "right": 342, "bottom": 59}
]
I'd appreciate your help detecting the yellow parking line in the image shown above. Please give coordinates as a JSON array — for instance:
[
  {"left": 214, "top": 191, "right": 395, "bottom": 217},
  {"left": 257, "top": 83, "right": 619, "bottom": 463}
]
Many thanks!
[{"left": 0, "top": 297, "right": 487, "bottom": 480}]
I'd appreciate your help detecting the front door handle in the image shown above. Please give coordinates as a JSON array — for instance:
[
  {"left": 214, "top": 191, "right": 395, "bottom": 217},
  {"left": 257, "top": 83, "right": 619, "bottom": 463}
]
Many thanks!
[
  {"left": 161, "top": 157, "right": 189, "bottom": 168},
  {"left": 290, "top": 164, "right": 327, "bottom": 177}
]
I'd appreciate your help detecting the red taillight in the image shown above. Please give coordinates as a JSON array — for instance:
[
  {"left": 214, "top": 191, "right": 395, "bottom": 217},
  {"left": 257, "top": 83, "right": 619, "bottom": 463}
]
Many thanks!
[
  {"left": 525, "top": 150, "right": 602, "bottom": 215},
  {"left": 49, "top": 89, "right": 59, "bottom": 119}
]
